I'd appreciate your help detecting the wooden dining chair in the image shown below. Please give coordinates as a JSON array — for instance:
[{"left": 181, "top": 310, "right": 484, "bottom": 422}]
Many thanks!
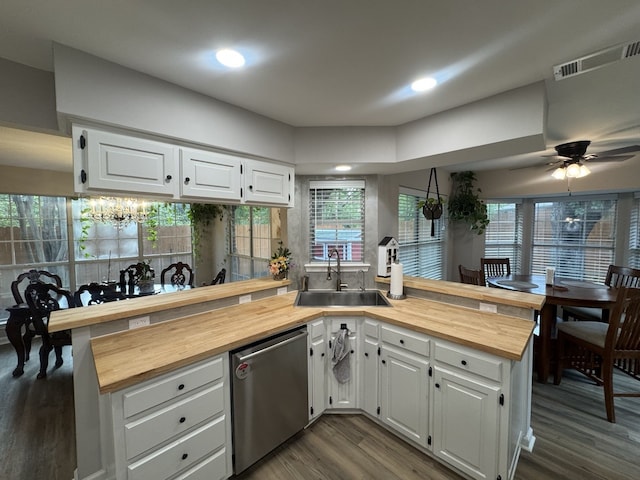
[
  {"left": 9, "top": 269, "right": 64, "bottom": 366},
  {"left": 480, "top": 258, "right": 511, "bottom": 284},
  {"left": 554, "top": 286, "right": 640, "bottom": 422},
  {"left": 562, "top": 265, "right": 640, "bottom": 323},
  {"left": 24, "top": 282, "right": 75, "bottom": 379},
  {"left": 160, "top": 262, "right": 194, "bottom": 288},
  {"left": 74, "top": 282, "right": 125, "bottom": 306},
  {"left": 211, "top": 268, "right": 226, "bottom": 285},
  {"left": 11, "top": 269, "right": 63, "bottom": 305},
  {"left": 458, "top": 265, "right": 486, "bottom": 286}
]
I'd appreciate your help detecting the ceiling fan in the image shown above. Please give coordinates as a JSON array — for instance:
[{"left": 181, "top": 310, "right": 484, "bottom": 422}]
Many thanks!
[{"left": 545, "top": 140, "right": 640, "bottom": 179}]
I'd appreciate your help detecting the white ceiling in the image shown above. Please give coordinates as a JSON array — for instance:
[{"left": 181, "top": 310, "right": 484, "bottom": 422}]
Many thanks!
[{"left": 1, "top": 0, "right": 640, "bottom": 173}]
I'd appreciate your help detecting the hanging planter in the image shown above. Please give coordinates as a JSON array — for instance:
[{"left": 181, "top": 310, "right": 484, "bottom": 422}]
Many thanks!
[{"left": 417, "top": 168, "right": 444, "bottom": 236}]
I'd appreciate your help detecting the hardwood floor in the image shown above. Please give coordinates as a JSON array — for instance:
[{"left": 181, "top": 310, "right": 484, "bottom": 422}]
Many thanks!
[
  {"left": 0, "top": 342, "right": 638, "bottom": 480},
  {"left": 0, "top": 341, "right": 75, "bottom": 480}
]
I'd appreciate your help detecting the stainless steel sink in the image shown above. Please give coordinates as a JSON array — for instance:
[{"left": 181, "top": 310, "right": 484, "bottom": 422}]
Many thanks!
[{"left": 294, "top": 290, "right": 392, "bottom": 307}]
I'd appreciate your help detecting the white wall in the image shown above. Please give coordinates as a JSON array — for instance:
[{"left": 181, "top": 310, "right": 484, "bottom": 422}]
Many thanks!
[{"left": 53, "top": 44, "right": 295, "bottom": 163}]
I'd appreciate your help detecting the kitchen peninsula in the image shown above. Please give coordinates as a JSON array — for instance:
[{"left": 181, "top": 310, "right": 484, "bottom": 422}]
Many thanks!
[{"left": 49, "top": 277, "right": 543, "bottom": 480}]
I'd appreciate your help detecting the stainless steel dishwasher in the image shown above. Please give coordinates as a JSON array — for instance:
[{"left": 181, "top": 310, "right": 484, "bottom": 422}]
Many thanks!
[{"left": 231, "top": 326, "right": 308, "bottom": 474}]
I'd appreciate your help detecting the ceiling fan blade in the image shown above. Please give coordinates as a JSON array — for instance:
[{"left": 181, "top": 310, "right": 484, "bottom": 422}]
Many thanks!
[
  {"left": 596, "top": 145, "right": 640, "bottom": 156},
  {"left": 585, "top": 154, "right": 635, "bottom": 163}
]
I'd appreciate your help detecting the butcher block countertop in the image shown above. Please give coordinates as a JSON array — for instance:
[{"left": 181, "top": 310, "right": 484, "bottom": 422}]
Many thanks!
[
  {"left": 49, "top": 277, "right": 291, "bottom": 332},
  {"left": 90, "top": 290, "right": 536, "bottom": 394},
  {"left": 377, "top": 275, "right": 545, "bottom": 310}
]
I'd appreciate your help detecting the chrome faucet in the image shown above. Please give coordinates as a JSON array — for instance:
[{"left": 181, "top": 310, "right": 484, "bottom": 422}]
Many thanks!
[
  {"left": 327, "top": 248, "right": 347, "bottom": 291},
  {"left": 359, "top": 269, "right": 366, "bottom": 291}
]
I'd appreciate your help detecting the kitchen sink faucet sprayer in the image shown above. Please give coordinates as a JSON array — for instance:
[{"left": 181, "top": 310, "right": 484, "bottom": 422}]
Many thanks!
[{"left": 327, "top": 248, "right": 347, "bottom": 291}]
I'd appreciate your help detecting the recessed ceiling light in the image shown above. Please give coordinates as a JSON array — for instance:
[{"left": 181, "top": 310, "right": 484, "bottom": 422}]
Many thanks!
[
  {"left": 335, "top": 165, "right": 352, "bottom": 172},
  {"left": 411, "top": 77, "right": 437, "bottom": 92},
  {"left": 215, "top": 49, "right": 245, "bottom": 68}
]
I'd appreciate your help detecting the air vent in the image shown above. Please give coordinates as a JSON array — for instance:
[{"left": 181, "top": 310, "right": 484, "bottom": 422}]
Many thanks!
[{"left": 554, "top": 40, "right": 640, "bottom": 80}]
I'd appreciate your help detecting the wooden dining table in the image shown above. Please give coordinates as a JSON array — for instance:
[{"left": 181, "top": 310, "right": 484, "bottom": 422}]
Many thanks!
[{"left": 486, "top": 274, "right": 618, "bottom": 383}]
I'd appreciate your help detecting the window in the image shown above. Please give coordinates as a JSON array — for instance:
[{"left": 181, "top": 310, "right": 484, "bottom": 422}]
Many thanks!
[
  {"left": 531, "top": 196, "right": 616, "bottom": 282},
  {"left": 630, "top": 194, "right": 640, "bottom": 268},
  {"left": 0, "top": 194, "right": 192, "bottom": 322},
  {"left": 398, "top": 188, "right": 446, "bottom": 279},
  {"left": 484, "top": 202, "right": 523, "bottom": 273},
  {"left": 229, "top": 205, "right": 272, "bottom": 281},
  {"left": 309, "top": 180, "right": 365, "bottom": 262}
]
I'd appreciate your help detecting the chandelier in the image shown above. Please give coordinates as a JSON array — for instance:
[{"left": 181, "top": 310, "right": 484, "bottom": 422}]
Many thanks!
[
  {"left": 88, "top": 197, "right": 148, "bottom": 228},
  {"left": 551, "top": 161, "right": 591, "bottom": 180}
]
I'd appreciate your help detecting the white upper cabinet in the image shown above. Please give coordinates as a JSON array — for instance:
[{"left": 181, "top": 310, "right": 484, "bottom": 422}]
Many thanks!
[
  {"left": 244, "top": 159, "right": 294, "bottom": 206},
  {"left": 73, "top": 125, "right": 178, "bottom": 197},
  {"left": 179, "top": 147, "right": 242, "bottom": 202}
]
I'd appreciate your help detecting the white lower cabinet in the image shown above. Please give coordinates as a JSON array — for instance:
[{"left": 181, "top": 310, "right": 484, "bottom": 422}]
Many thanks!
[
  {"left": 432, "top": 367, "right": 500, "bottom": 480},
  {"left": 110, "top": 355, "right": 232, "bottom": 480},
  {"left": 360, "top": 319, "right": 379, "bottom": 418},
  {"left": 379, "top": 324, "right": 430, "bottom": 449},
  {"left": 327, "top": 318, "right": 358, "bottom": 409},
  {"left": 307, "top": 318, "right": 327, "bottom": 421}
]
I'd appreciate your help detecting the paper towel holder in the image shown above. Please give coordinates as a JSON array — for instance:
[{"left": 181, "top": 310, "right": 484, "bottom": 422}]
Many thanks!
[{"left": 386, "top": 291, "right": 406, "bottom": 300}]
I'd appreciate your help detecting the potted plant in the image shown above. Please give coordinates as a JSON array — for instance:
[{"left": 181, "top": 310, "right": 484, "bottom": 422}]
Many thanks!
[
  {"left": 138, "top": 260, "right": 155, "bottom": 294},
  {"left": 448, "top": 171, "right": 489, "bottom": 235},
  {"left": 269, "top": 242, "right": 292, "bottom": 280}
]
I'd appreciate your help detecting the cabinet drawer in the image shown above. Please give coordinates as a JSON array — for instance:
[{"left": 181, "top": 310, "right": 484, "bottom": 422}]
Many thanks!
[
  {"left": 381, "top": 325, "right": 429, "bottom": 357},
  {"left": 172, "top": 446, "right": 227, "bottom": 480},
  {"left": 127, "top": 416, "right": 226, "bottom": 480},
  {"left": 124, "top": 356, "right": 224, "bottom": 418},
  {"left": 125, "top": 384, "right": 224, "bottom": 460},
  {"left": 435, "top": 343, "right": 502, "bottom": 382}
]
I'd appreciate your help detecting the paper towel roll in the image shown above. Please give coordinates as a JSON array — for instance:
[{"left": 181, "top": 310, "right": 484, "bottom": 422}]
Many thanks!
[{"left": 390, "top": 262, "right": 404, "bottom": 296}]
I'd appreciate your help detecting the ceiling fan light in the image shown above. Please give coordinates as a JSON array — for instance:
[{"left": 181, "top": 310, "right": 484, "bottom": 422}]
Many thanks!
[
  {"left": 565, "top": 163, "right": 581, "bottom": 178},
  {"left": 577, "top": 164, "right": 591, "bottom": 178},
  {"left": 551, "top": 167, "right": 566, "bottom": 180}
]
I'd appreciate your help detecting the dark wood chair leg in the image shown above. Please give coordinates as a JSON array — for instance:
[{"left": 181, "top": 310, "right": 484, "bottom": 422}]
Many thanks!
[
  {"left": 602, "top": 359, "right": 615, "bottom": 423},
  {"left": 554, "top": 333, "right": 564, "bottom": 385},
  {"left": 54, "top": 346, "right": 64, "bottom": 369},
  {"left": 23, "top": 328, "right": 34, "bottom": 362},
  {"left": 38, "top": 340, "right": 53, "bottom": 379}
]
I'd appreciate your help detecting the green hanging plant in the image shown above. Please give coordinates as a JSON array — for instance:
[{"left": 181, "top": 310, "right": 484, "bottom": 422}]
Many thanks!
[
  {"left": 448, "top": 171, "right": 489, "bottom": 235},
  {"left": 187, "top": 203, "right": 226, "bottom": 256}
]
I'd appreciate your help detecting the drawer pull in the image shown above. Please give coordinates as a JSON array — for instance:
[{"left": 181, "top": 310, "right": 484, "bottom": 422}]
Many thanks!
[
  {"left": 364, "top": 352, "right": 369, "bottom": 357},
  {"left": 178, "top": 383, "right": 185, "bottom": 390},
  {"left": 461, "top": 360, "right": 467, "bottom": 366},
  {"left": 381, "top": 359, "right": 386, "bottom": 365},
  {"left": 166, "top": 174, "right": 173, "bottom": 181},
  {"left": 179, "top": 416, "right": 186, "bottom": 424},
  {"left": 399, "top": 339, "right": 405, "bottom": 345},
  {"left": 181, "top": 453, "right": 188, "bottom": 460}
]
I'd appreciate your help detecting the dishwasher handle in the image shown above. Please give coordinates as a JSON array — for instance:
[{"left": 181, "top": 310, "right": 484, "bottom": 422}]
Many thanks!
[{"left": 237, "top": 329, "right": 307, "bottom": 362}]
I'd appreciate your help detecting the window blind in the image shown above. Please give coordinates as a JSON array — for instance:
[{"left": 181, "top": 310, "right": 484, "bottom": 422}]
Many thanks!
[
  {"left": 629, "top": 195, "right": 640, "bottom": 268},
  {"left": 309, "top": 180, "right": 365, "bottom": 262},
  {"left": 484, "top": 202, "right": 523, "bottom": 273},
  {"left": 531, "top": 198, "right": 616, "bottom": 282},
  {"left": 397, "top": 190, "right": 445, "bottom": 279}
]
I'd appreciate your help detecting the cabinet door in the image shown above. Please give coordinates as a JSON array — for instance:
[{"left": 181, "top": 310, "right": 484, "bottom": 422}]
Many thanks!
[
  {"left": 433, "top": 368, "right": 500, "bottom": 480},
  {"left": 361, "top": 337, "right": 379, "bottom": 417},
  {"left": 379, "top": 346, "right": 429, "bottom": 447},
  {"left": 79, "top": 127, "right": 177, "bottom": 196},
  {"left": 180, "top": 148, "right": 242, "bottom": 201},
  {"left": 244, "top": 159, "right": 293, "bottom": 206},
  {"left": 307, "top": 319, "right": 326, "bottom": 421},
  {"left": 328, "top": 329, "right": 358, "bottom": 409}
]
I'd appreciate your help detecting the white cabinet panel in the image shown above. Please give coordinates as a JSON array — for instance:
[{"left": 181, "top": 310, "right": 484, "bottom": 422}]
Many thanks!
[
  {"left": 74, "top": 126, "right": 177, "bottom": 197},
  {"left": 180, "top": 148, "right": 242, "bottom": 201},
  {"left": 244, "top": 159, "right": 293, "bottom": 206},
  {"left": 328, "top": 318, "right": 358, "bottom": 410},
  {"left": 308, "top": 319, "right": 326, "bottom": 421},
  {"left": 379, "top": 346, "right": 429, "bottom": 448},
  {"left": 362, "top": 337, "right": 379, "bottom": 417},
  {"left": 433, "top": 368, "right": 500, "bottom": 480}
]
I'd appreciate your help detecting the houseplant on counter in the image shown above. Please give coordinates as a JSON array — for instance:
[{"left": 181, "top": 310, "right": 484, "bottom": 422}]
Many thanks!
[
  {"left": 448, "top": 171, "right": 490, "bottom": 235},
  {"left": 269, "top": 242, "right": 292, "bottom": 280}
]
